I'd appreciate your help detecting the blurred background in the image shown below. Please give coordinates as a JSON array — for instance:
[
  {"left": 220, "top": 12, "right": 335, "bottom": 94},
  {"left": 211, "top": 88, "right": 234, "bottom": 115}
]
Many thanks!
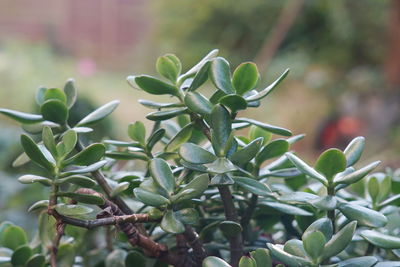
[{"left": 0, "top": 0, "right": 399, "bottom": 228}]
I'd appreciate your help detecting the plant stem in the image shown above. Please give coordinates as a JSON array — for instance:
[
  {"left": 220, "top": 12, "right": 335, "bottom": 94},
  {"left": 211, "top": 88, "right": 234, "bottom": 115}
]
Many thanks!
[
  {"left": 327, "top": 186, "right": 336, "bottom": 233},
  {"left": 48, "top": 183, "right": 60, "bottom": 267},
  {"left": 240, "top": 194, "right": 258, "bottom": 240}
]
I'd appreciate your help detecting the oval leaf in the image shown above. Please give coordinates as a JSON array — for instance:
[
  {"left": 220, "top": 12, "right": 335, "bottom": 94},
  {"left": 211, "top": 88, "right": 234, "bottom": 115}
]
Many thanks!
[
  {"left": 58, "top": 192, "right": 105, "bottom": 205},
  {"left": 21, "top": 134, "right": 54, "bottom": 171},
  {"left": 135, "top": 75, "right": 179, "bottom": 96},
  {"left": 76, "top": 100, "right": 120, "bottom": 126},
  {"left": 55, "top": 204, "right": 93, "bottom": 216},
  {"left": 209, "top": 57, "right": 235, "bottom": 94},
  {"left": 40, "top": 99, "right": 68, "bottom": 124},
  {"left": 165, "top": 123, "right": 194, "bottom": 152},
  {"left": 161, "top": 210, "right": 185, "bottom": 234},
  {"left": 321, "top": 221, "right": 357, "bottom": 261},
  {"left": 231, "top": 137, "right": 263, "bottom": 165},
  {"left": 235, "top": 118, "right": 292, "bottom": 137},
  {"left": 0, "top": 108, "right": 43, "bottom": 124},
  {"left": 338, "top": 203, "right": 387, "bottom": 228},
  {"left": 134, "top": 188, "right": 170, "bottom": 207},
  {"left": 315, "top": 148, "right": 346, "bottom": 181},
  {"left": 149, "top": 158, "right": 175, "bottom": 194},
  {"left": 344, "top": 136, "right": 365, "bottom": 167},
  {"left": 232, "top": 62, "right": 259, "bottom": 95},
  {"left": 256, "top": 139, "right": 289, "bottom": 165},
  {"left": 233, "top": 177, "right": 271, "bottom": 197},
  {"left": 360, "top": 230, "right": 400, "bottom": 249},
  {"left": 63, "top": 143, "right": 105, "bottom": 166},
  {"left": 184, "top": 92, "right": 213, "bottom": 115}
]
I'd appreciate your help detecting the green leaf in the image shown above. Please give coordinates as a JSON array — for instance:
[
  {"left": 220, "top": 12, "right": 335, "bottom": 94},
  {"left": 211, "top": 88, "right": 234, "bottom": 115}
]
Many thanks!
[
  {"left": 321, "top": 221, "right": 357, "bottom": 261},
  {"left": 334, "top": 161, "right": 380, "bottom": 185},
  {"left": 179, "top": 143, "right": 216, "bottom": 164},
  {"left": 249, "top": 125, "right": 272, "bottom": 144},
  {"left": 239, "top": 255, "right": 257, "bottom": 267},
  {"left": 149, "top": 158, "right": 176, "bottom": 194},
  {"left": 76, "top": 100, "right": 120, "bottom": 126},
  {"left": 55, "top": 204, "right": 93, "bottom": 216},
  {"left": 133, "top": 188, "right": 170, "bottom": 207},
  {"left": 63, "top": 143, "right": 105, "bottom": 166},
  {"left": 344, "top": 136, "right": 365, "bottom": 167},
  {"left": 0, "top": 108, "right": 43, "bottom": 124},
  {"left": 173, "top": 174, "right": 209, "bottom": 202},
  {"left": 233, "top": 177, "right": 271, "bottom": 197},
  {"left": 283, "top": 239, "right": 307, "bottom": 258},
  {"left": 135, "top": 75, "right": 179, "bottom": 96},
  {"left": 209, "top": 57, "right": 235, "bottom": 94},
  {"left": 368, "top": 177, "right": 380, "bottom": 203},
  {"left": 11, "top": 245, "right": 32, "bottom": 266},
  {"left": 156, "top": 54, "right": 180, "bottom": 82},
  {"left": 110, "top": 182, "right": 130, "bottom": 197},
  {"left": 250, "top": 248, "right": 272, "bottom": 267},
  {"left": 286, "top": 134, "right": 306, "bottom": 145},
  {"left": 161, "top": 210, "right": 185, "bottom": 234},
  {"left": 28, "top": 200, "right": 49, "bottom": 212},
  {"left": 360, "top": 230, "right": 400, "bottom": 249},
  {"left": 231, "top": 137, "right": 263, "bottom": 165},
  {"left": 165, "top": 123, "right": 194, "bottom": 152},
  {"left": 64, "top": 78, "right": 77, "bottom": 108},
  {"left": 245, "top": 69, "right": 290, "bottom": 101},
  {"left": 267, "top": 244, "right": 312, "bottom": 267},
  {"left": 338, "top": 203, "right": 387, "bottom": 227},
  {"left": 285, "top": 152, "right": 328, "bottom": 186},
  {"left": 303, "top": 218, "right": 333, "bottom": 241},
  {"left": 210, "top": 173, "right": 234, "bottom": 185},
  {"left": 255, "top": 139, "right": 289, "bottom": 165},
  {"left": 259, "top": 201, "right": 313, "bottom": 216},
  {"left": 61, "top": 160, "right": 107, "bottom": 175},
  {"left": 219, "top": 221, "right": 242, "bottom": 238},
  {"left": 302, "top": 231, "right": 326, "bottom": 262},
  {"left": 0, "top": 225, "right": 28, "bottom": 250},
  {"left": 179, "top": 49, "right": 218, "bottom": 82},
  {"left": 58, "top": 192, "right": 105, "bottom": 205},
  {"left": 279, "top": 192, "right": 319, "bottom": 204},
  {"left": 125, "top": 251, "right": 146, "bottom": 267},
  {"left": 56, "top": 175, "right": 96, "bottom": 187},
  {"left": 36, "top": 86, "right": 47, "bottom": 105},
  {"left": 18, "top": 174, "right": 52, "bottom": 186},
  {"left": 315, "top": 148, "right": 346, "bottom": 181},
  {"left": 232, "top": 62, "right": 259, "bottom": 95},
  {"left": 235, "top": 118, "right": 292, "bottom": 137},
  {"left": 210, "top": 104, "right": 232, "bottom": 156},
  {"left": 57, "top": 130, "right": 77, "bottom": 157},
  {"left": 128, "top": 121, "right": 146, "bottom": 145},
  {"left": 146, "top": 108, "right": 187, "bottom": 121},
  {"left": 42, "top": 126, "right": 57, "bottom": 157},
  {"left": 146, "top": 128, "right": 166, "bottom": 151},
  {"left": 40, "top": 99, "right": 68, "bottom": 124},
  {"left": 21, "top": 134, "right": 54, "bottom": 171},
  {"left": 44, "top": 88, "right": 67, "bottom": 103},
  {"left": 138, "top": 99, "right": 183, "bottom": 109},
  {"left": 202, "top": 256, "right": 231, "bottom": 267},
  {"left": 25, "top": 254, "right": 46, "bottom": 267},
  {"left": 206, "top": 158, "right": 237, "bottom": 174},
  {"left": 337, "top": 256, "right": 377, "bottom": 267},
  {"left": 106, "top": 151, "right": 148, "bottom": 161},
  {"left": 184, "top": 92, "right": 213, "bottom": 115},
  {"left": 175, "top": 208, "right": 200, "bottom": 225},
  {"left": 189, "top": 60, "right": 210, "bottom": 91},
  {"left": 308, "top": 195, "right": 337, "bottom": 210},
  {"left": 219, "top": 94, "right": 247, "bottom": 113}
]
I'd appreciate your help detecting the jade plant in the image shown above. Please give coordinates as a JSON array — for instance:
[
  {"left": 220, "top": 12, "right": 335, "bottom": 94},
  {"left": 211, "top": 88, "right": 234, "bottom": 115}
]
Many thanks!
[{"left": 0, "top": 50, "right": 400, "bottom": 267}]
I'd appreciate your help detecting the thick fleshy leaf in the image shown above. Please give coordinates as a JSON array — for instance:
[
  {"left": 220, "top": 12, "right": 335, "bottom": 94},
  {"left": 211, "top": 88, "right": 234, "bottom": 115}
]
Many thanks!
[
  {"left": 233, "top": 177, "right": 271, "bottom": 197},
  {"left": 11, "top": 245, "right": 32, "bottom": 266},
  {"left": 283, "top": 239, "right": 307, "bottom": 258},
  {"left": 0, "top": 108, "right": 43, "bottom": 124},
  {"left": 173, "top": 174, "right": 209, "bottom": 202},
  {"left": 202, "top": 256, "right": 231, "bottom": 267},
  {"left": 303, "top": 218, "right": 333, "bottom": 241},
  {"left": 256, "top": 139, "right": 289, "bottom": 165},
  {"left": 165, "top": 123, "right": 194, "bottom": 152},
  {"left": 210, "top": 104, "right": 232, "bottom": 156},
  {"left": 189, "top": 60, "right": 210, "bottom": 91},
  {"left": 235, "top": 118, "right": 292, "bottom": 137},
  {"left": 267, "top": 244, "right": 312, "bottom": 267},
  {"left": 259, "top": 201, "right": 313, "bottom": 216},
  {"left": 64, "top": 78, "right": 77, "bottom": 108},
  {"left": 110, "top": 182, "right": 130, "bottom": 197},
  {"left": 63, "top": 143, "right": 105, "bottom": 166},
  {"left": 368, "top": 177, "right": 380, "bottom": 203},
  {"left": 245, "top": 69, "right": 290, "bottom": 101},
  {"left": 232, "top": 62, "right": 259, "bottom": 95},
  {"left": 279, "top": 192, "right": 319, "bottom": 204},
  {"left": 149, "top": 158, "right": 175, "bottom": 194},
  {"left": 76, "top": 100, "right": 120, "bottom": 126},
  {"left": 128, "top": 121, "right": 146, "bottom": 145},
  {"left": 44, "top": 88, "right": 67, "bottom": 103},
  {"left": 337, "top": 256, "right": 377, "bottom": 267},
  {"left": 285, "top": 153, "right": 328, "bottom": 186},
  {"left": 302, "top": 230, "right": 326, "bottom": 261},
  {"left": 21, "top": 134, "right": 54, "bottom": 171},
  {"left": 55, "top": 204, "right": 93, "bottom": 216},
  {"left": 344, "top": 136, "right": 365, "bottom": 167},
  {"left": 146, "top": 108, "right": 187, "bottom": 121},
  {"left": 315, "top": 148, "right": 346, "bottom": 181},
  {"left": 42, "top": 126, "right": 57, "bottom": 157},
  {"left": 175, "top": 208, "right": 200, "bottom": 225},
  {"left": 210, "top": 173, "right": 234, "bottom": 185},
  {"left": 378, "top": 194, "right": 400, "bottom": 208},
  {"left": 338, "top": 203, "right": 387, "bottom": 227},
  {"left": 40, "top": 99, "right": 68, "bottom": 124},
  {"left": 209, "top": 57, "right": 235, "bottom": 94},
  {"left": 250, "top": 248, "right": 272, "bottom": 267},
  {"left": 25, "top": 254, "right": 46, "bottom": 267},
  {"left": 138, "top": 99, "right": 183, "bottom": 109},
  {"left": 18, "top": 175, "right": 52, "bottom": 186},
  {"left": 206, "top": 158, "right": 237, "bottom": 174},
  {"left": 286, "top": 134, "right": 306, "bottom": 145},
  {"left": 249, "top": 125, "right": 272, "bottom": 144},
  {"left": 360, "top": 230, "right": 400, "bottom": 249},
  {"left": 334, "top": 161, "right": 380, "bottom": 185},
  {"left": 106, "top": 151, "right": 148, "bottom": 161},
  {"left": 135, "top": 75, "right": 179, "bottom": 96},
  {"left": 219, "top": 221, "right": 242, "bottom": 238},
  {"left": 184, "top": 92, "right": 213, "bottom": 115},
  {"left": 179, "top": 49, "right": 219, "bottom": 82},
  {"left": 61, "top": 160, "right": 107, "bottom": 175},
  {"left": 231, "top": 137, "right": 263, "bottom": 165},
  {"left": 28, "top": 200, "right": 49, "bottom": 212},
  {"left": 146, "top": 128, "right": 166, "bottom": 151},
  {"left": 1, "top": 225, "right": 28, "bottom": 250},
  {"left": 239, "top": 255, "right": 257, "bottom": 267},
  {"left": 57, "top": 130, "right": 77, "bottom": 157},
  {"left": 161, "top": 210, "right": 185, "bottom": 234},
  {"left": 56, "top": 175, "right": 96, "bottom": 187},
  {"left": 308, "top": 195, "right": 337, "bottom": 210},
  {"left": 156, "top": 54, "right": 180, "bottom": 82},
  {"left": 58, "top": 192, "right": 105, "bottom": 205},
  {"left": 134, "top": 188, "right": 170, "bottom": 207},
  {"left": 321, "top": 221, "right": 357, "bottom": 261},
  {"left": 219, "top": 94, "right": 247, "bottom": 112}
]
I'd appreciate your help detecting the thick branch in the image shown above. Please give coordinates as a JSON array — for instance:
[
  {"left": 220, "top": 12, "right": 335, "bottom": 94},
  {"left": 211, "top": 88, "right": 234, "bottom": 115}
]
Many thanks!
[{"left": 184, "top": 226, "right": 207, "bottom": 265}]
